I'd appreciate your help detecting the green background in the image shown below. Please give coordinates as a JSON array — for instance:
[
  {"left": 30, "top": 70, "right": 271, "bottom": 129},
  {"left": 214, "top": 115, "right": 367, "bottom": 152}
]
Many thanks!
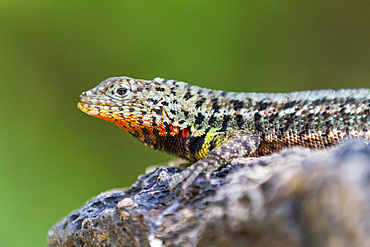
[{"left": 0, "top": 1, "right": 369, "bottom": 246}]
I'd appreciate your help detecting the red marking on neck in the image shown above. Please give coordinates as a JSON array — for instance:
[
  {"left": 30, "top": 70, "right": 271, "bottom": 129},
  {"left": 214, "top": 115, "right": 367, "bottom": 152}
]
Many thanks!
[
  {"left": 94, "top": 114, "right": 136, "bottom": 133},
  {"left": 181, "top": 128, "right": 190, "bottom": 138},
  {"left": 92, "top": 113, "right": 190, "bottom": 140},
  {"left": 154, "top": 123, "right": 190, "bottom": 138}
]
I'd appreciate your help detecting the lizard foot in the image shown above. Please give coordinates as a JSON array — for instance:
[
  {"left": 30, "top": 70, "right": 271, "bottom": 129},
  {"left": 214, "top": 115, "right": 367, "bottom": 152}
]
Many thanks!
[
  {"left": 168, "top": 158, "right": 223, "bottom": 196},
  {"left": 168, "top": 130, "right": 260, "bottom": 196}
]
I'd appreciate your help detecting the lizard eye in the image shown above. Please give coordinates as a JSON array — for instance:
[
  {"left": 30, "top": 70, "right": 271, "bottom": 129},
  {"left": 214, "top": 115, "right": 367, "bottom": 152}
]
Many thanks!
[
  {"left": 116, "top": 87, "right": 129, "bottom": 96},
  {"left": 109, "top": 83, "right": 131, "bottom": 99}
]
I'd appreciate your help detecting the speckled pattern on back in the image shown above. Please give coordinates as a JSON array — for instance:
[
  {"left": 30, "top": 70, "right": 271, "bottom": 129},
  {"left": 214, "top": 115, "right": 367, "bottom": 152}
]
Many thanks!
[{"left": 78, "top": 76, "right": 370, "bottom": 193}]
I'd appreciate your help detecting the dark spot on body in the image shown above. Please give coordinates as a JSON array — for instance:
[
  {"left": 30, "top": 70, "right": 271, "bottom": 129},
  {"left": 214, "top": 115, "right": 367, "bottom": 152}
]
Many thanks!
[
  {"left": 188, "top": 135, "right": 206, "bottom": 158},
  {"left": 322, "top": 111, "right": 330, "bottom": 118},
  {"left": 344, "top": 97, "right": 356, "bottom": 104},
  {"left": 129, "top": 108, "right": 135, "bottom": 112},
  {"left": 211, "top": 98, "right": 220, "bottom": 111},
  {"left": 230, "top": 100, "right": 244, "bottom": 110},
  {"left": 147, "top": 98, "right": 159, "bottom": 104},
  {"left": 208, "top": 116, "right": 217, "bottom": 125},
  {"left": 311, "top": 98, "right": 327, "bottom": 106},
  {"left": 165, "top": 125, "right": 171, "bottom": 135},
  {"left": 209, "top": 137, "right": 218, "bottom": 151},
  {"left": 152, "top": 118, "right": 157, "bottom": 127},
  {"left": 212, "top": 103, "right": 220, "bottom": 112},
  {"left": 184, "top": 92, "right": 193, "bottom": 100},
  {"left": 283, "top": 101, "right": 296, "bottom": 110},
  {"left": 260, "top": 133, "right": 266, "bottom": 142},
  {"left": 236, "top": 114, "right": 244, "bottom": 128},
  {"left": 161, "top": 121, "right": 171, "bottom": 135},
  {"left": 195, "top": 98, "right": 206, "bottom": 108},
  {"left": 307, "top": 113, "right": 314, "bottom": 120},
  {"left": 195, "top": 113, "right": 205, "bottom": 125},
  {"left": 254, "top": 113, "right": 263, "bottom": 132},
  {"left": 221, "top": 115, "right": 231, "bottom": 131},
  {"left": 154, "top": 108, "right": 162, "bottom": 115},
  {"left": 324, "top": 142, "right": 332, "bottom": 147},
  {"left": 257, "top": 101, "right": 271, "bottom": 111},
  {"left": 303, "top": 124, "right": 310, "bottom": 132}
]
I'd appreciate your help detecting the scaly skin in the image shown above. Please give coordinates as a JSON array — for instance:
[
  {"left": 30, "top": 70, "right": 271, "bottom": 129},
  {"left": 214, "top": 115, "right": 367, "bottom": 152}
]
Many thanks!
[{"left": 78, "top": 76, "right": 370, "bottom": 194}]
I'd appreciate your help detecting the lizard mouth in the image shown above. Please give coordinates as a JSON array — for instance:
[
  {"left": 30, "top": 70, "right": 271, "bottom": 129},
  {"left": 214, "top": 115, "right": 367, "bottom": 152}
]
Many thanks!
[
  {"left": 77, "top": 94, "right": 123, "bottom": 112},
  {"left": 77, "top": 100, "right": 121, "bottom": 115},
  {"left": 78, "top": 100, "right": 129, "bottom": 121},
  {"left": 78, "top": 94, "right": 116, "bottom": 107},
  {"left": 78, "top": 100, "right": 116, "bottom": 108},
  {"left": 77, "top": 101, "right": 103, "bottom": 116}
]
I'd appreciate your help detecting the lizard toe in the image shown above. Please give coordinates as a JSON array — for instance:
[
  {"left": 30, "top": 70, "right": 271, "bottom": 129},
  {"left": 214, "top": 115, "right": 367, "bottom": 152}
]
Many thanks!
[
  {"left": 205, "top": 163, "right": 220, "bottom": 182},
  {"left": 169, "top": 161, "right": 208, "bottom": 195}
]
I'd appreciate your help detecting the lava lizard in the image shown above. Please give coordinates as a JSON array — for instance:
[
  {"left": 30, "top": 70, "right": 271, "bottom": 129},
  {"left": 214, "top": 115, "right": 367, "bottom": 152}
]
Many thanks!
[{"left": 78, "top": 76, "right": 370, "bottom": 193}]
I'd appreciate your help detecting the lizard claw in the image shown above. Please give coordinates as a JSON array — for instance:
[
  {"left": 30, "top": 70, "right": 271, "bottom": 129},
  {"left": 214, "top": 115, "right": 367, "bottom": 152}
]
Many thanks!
[{"left": 205, "top": 166, "right": 216, "bottom": 182}]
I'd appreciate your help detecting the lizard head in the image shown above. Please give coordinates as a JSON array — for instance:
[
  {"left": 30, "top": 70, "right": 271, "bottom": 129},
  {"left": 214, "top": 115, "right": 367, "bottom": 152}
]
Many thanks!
[{"left": 78, "top": 76, "right": 192, "bottom": 159}]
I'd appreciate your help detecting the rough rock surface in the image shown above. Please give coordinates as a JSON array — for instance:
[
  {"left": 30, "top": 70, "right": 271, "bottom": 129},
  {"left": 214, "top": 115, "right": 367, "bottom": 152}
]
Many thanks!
[{"left": 48, "top": 140, "right": 370, "bottom": 247}]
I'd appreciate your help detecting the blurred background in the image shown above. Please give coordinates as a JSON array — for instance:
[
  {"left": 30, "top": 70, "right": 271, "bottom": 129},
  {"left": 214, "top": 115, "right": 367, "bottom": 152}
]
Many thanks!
[{"left": 0, "top": 1, "right": 369, "bottom": 246}]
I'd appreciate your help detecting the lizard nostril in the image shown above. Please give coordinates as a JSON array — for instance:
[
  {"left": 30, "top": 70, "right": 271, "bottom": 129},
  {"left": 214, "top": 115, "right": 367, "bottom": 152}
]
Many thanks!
[
  {"left": 80, "top": 91, "right": 92, "bottom": 97},
  {"left": 79, "top": 91, "right": 89, "bottom": 102}
]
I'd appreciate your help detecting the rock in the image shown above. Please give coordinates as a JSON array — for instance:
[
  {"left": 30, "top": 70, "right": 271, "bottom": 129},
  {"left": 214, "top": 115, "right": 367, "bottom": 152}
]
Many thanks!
[{"left": 48, "top": 140, "right": 370, "bottom": 247}]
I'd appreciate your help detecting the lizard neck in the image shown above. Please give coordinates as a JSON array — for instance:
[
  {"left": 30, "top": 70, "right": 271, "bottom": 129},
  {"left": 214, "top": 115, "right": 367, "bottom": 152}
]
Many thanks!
[{"left": 96, "top": 112, "right": 193, "bottom": 160}]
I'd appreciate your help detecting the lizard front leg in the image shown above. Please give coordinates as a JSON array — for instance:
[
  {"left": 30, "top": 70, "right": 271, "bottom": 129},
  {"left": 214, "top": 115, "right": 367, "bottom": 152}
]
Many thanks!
[{"left": 169, "top": 130, "right": 260, "bottom": 194}]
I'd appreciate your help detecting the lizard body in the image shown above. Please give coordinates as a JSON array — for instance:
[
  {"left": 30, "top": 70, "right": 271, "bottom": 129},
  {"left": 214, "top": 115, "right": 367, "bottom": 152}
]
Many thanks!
[{"left": 78, "top": 76, "right": 370, "bottom": 193}]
